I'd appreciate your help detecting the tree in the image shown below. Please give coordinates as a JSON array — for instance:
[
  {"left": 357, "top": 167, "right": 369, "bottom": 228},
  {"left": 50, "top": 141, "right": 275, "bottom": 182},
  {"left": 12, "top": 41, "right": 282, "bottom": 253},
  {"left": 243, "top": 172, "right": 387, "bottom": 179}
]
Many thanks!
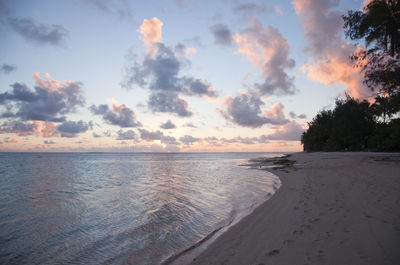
[
  {"left": 302, "top": 2, "right": 400, "bottom": 152},
  {"left": 343, "top": 0, "right": 400, "bottom": 96},
  {"left": 301, "top": 96, "right": 375, "bottom": 151},
  {"left": 301, "top": 109, "right": 334, "bottom": 151},
  {"left": 370, "top": 94, "right": 400, "bottom": 122}
]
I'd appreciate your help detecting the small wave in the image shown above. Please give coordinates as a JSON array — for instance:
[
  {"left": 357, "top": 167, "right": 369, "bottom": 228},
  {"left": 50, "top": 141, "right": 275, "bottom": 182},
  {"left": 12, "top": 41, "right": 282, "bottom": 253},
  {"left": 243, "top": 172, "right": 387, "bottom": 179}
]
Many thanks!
[{"left": 161, "top": 223, "right": 228, "bottom": 265}]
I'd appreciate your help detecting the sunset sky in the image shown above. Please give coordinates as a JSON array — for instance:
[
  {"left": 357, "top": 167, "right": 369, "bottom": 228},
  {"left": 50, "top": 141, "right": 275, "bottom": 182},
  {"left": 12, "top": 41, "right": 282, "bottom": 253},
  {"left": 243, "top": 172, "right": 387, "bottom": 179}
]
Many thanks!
[{"left": 0, "top": 0, "right": 372, "bottom": 152}]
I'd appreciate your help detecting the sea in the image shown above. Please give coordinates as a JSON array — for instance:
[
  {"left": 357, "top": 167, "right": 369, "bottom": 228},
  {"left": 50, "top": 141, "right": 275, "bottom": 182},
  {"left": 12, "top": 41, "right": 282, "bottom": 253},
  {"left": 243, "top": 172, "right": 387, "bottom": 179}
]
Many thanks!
[{"left": 0, "top": 152, "right": 282, "bottom": 265}]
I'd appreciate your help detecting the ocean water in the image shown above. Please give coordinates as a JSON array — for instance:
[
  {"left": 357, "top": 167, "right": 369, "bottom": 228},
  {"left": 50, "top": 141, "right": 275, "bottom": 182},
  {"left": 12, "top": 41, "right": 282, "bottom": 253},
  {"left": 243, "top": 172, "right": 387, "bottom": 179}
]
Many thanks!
[{"left": 0, "top": 152, "right": 281, "bottom": 265}]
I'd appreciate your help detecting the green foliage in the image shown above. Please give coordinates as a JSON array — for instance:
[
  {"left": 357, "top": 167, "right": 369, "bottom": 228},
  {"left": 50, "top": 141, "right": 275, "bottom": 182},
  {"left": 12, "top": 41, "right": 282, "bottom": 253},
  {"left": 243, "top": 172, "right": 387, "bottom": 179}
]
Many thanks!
[
  {"left": 368, "top": 118, "right": 400, "bottom": 151},
  {"left": 370, "top": 93, "right": 400, "bottom": 121},
  {"left": 301, "top": 110, "right": 333, "bottom": 151},
  {"left": 343, "top": 0, "right": 400, "bottom": 57},
  {"left": 301, "top": 96, "right": 380, "bottom": 151},
  {"left": 343, "top": 0, "right": 400, "bottom": 96},
  {"left": 303, "top": 1, "right": 400, "bottom": 152},
  {"left": 301, "top": 95, "right": 400, "bottom": 152}
]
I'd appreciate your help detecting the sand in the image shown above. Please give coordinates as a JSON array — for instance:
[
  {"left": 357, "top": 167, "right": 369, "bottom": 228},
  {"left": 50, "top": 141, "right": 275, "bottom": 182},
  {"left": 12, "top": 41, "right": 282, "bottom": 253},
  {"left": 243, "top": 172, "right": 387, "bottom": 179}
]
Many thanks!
[{"left": 189, "top": 152, "right": 400, "bottom": 265}]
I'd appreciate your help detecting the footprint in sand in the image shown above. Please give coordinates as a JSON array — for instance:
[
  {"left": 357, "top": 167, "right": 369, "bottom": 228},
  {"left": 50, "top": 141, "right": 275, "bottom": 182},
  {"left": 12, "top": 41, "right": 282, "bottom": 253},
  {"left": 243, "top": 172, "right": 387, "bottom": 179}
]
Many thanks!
[
  {"left": 267, "top": 249, "right": 280, "bottom": 256},
  {"left": 293, "top": 230, "right": 304, "bottom": 235},
  {"left": 283, "top": 239, "right": 294, "bottom": 245}
]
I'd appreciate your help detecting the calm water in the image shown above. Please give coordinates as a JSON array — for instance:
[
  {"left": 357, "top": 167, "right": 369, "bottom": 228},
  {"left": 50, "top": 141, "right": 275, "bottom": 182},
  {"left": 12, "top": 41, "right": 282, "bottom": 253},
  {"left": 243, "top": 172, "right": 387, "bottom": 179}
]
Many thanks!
[{"left": 0, "top": 152, "right": 281, "bottom": 265}]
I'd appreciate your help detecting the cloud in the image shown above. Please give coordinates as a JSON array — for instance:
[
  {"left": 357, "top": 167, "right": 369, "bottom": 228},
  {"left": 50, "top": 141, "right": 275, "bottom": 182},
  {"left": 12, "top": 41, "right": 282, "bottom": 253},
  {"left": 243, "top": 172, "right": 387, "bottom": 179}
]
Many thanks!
[
  {"left": 289, "top": 111, "right": 307, "bottom": 119},
  {"left": 44, "top": 140, "right": 56, "bottom": 144},
  {"left": 92, "top": 130, "right": 111, "bottom": 138},
  {"left": 148, "top": 91, "right": 192, "bottom": 117},
  {"left": 0, "top": 121, "right": 38, "bottom": 136},
  {"left": 0, "top": 73, "right": 85, "bottom": 122},
  {"left": 233, "top": 3, "right": 267, "bottom": 14},
  {"left": 0, "top": 121, "right": 63, "bottom": 138},
  {"left": 78, "top": 0, "right": 134, "bottom": 21},
  {"left": 221, "top": 136, "right": 260, "bottom": 145},
  {"left": 40, "top": 122, "right": 60, "bottom": 137},
  {"left": 175, "top": 43, "right": 197, "bottom": 56},
  {"left": 138, "top": 17, "right": 163, "bottom": 56},
  {"left": 139, "top": 129, "right": 162, "bottom": 141},
  {"left": 93, "top": 132, "right": 101, "bottom": 138},
  {"left": 0, "top": 64, "right": 17, "bottom": 74},
  {"left": 191, "top": 126, "right": 303, "bottom": 147},
  {"left": 185, "top": 47, "right": 197, "bottom": 55},
  {"left": 179, "top": 135, "right": 200, "bottom": 146},
  {"left": 160, "top": 119, "right": 176, "bottom": 129},
  {"left": 234, "top": 19, "right": 296, "bottom": 95},
  {"left": 126, "top": 43, "right": 217, "bottom": 97},
  {"left": 183, "top": 122, "right": 197, "bottom": 128},
  {"left": 57, "top": 120, "right": 92, "bottom": 138},
  {"left": 265, "top": 120, "right": 304, "bottom": 141},
  {"left": 218, "top": 92, "right": 289, "bottom": 128},
  {"left": 139, "top": 128, "right": 179, "bottom": 144},
  {"left": 293, "top": 0, "right": 371, "bottom": 99},
  {"left": 4, "top": 137, "right": 18, "bottom": 143},
  {"left": 233, "top": 3, "right": 282, "bottom": 16},
  {"left": 210, "top": 24, "right": 233, "bottom": 46},
  {"left": 8, "top": 17, "right": 68, "bottom": 46},
  {"left": 116, "top": 129, "right": 138, "bottom": 140},
  {"left": 0, "top": 82, "right": 37, "bottom": 103},
  {"left": 124, "top": 18, "right": 217, "bottom": 117},
  {"left": 90, "top": 102, "right": 141, "bottom": 127}
]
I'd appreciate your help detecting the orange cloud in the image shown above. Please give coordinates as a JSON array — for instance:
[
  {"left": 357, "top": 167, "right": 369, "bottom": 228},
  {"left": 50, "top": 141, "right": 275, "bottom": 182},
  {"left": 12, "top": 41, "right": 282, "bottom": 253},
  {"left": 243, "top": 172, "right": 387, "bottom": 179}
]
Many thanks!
[
  {"left": 40, "top": 121, "right": 60, "bottom": 138},
  {"left": 33, "top": 72, "right": 83, "bottom": 94},
  {"left": 138, "top": 17, "right": 163, "bottom": 56},
  {"left": 293, "top": 0, "right": 373, "bottom": 99},
  {"left": 185, "top": 47, "right": 197, "bottom": 55},
  {"left": 263, "top": 102, "right": 287, "bottom": 123},
  {"left": 300, "top": 45, "right": 370, "bottom": 99},
  {"left": 33, "top": 72, "right": 60, "bottom": 90}
]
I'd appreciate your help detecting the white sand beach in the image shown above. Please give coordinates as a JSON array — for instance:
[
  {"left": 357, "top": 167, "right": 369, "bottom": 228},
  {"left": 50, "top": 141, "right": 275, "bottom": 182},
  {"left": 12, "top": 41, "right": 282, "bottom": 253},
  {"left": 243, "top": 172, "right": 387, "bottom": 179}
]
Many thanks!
[{"left": 189, "top": 152, "right": 400, "bottom": 265}]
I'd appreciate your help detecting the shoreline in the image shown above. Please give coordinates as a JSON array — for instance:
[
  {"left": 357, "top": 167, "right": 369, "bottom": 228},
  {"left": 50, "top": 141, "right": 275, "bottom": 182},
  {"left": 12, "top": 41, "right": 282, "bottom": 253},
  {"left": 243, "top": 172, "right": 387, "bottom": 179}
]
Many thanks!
[
  {"left": 168, "top": 159, "right": 282, "bottom": 265},
  {"left": 188, "top": 152, "right": 400, "bottom": 265}
]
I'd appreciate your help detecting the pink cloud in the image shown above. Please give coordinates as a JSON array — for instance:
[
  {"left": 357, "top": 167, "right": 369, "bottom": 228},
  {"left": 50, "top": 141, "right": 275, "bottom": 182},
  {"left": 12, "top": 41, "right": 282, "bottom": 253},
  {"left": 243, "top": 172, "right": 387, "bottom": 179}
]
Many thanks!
[
  {"left": 40, "top": 121, "right": 60, "bottom": 138},
  {"left": 138, "top": 17, "right": 163, "bottom": 56},
  {"left": 234, "top": 19, "right": 296, "bottom": 95},
  {"left": 4, "top": 137, "right": 19, "bottom": 143},
  {"left": 293, "top": 0, "right": 373, "bottom": 99},
  {"left": 185, "top": 47, "right": 197, "bottom": 55},
  {"left": 263, "top": 103, "right": 287, "bottom": 125},
  {"left": 265, "top": 120, "right": 305, "bottom": 141}
]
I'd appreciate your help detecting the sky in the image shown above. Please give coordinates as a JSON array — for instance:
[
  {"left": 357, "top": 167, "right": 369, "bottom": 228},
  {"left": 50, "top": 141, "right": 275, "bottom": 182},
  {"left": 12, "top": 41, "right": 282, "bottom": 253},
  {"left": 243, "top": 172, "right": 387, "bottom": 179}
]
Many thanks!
[{"left": 0, "top": 0, "right": 372, "bottom": 152}]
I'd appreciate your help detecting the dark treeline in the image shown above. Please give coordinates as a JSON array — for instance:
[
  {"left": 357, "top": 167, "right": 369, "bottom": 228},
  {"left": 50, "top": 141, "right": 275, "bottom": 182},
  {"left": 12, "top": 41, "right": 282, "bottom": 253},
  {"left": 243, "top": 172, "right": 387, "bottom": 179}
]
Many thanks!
[
  {"left": 301, "top": 95, "right": 400, "bottom": 151},
  {"left": 301, "top": 0, "right": 400, "bottom": 152}
]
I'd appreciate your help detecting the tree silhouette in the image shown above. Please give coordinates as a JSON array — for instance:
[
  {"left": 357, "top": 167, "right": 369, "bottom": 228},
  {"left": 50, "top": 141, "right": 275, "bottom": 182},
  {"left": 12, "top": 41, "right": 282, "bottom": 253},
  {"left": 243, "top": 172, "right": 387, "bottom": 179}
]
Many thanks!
[
  {"left": 343, "top": 0, "right": 400, "bottom": 95},
  {"left": 302, "top": 96, "right": 375, "bottom": 151}
]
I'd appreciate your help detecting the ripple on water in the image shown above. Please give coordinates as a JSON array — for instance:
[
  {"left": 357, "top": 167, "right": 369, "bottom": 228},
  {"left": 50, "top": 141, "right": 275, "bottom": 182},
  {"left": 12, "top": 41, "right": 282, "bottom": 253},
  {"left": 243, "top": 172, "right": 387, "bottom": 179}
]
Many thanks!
[{"left": 0, "top": 152, "right": 282, "bottom": 265}]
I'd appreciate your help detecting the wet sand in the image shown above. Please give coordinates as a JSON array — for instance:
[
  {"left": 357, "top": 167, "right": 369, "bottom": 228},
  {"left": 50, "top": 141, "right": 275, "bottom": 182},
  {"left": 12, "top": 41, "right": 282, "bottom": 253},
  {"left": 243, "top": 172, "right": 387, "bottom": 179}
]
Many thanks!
[{"left": 189, "top": 152, "right": 400, "bottom": 265}]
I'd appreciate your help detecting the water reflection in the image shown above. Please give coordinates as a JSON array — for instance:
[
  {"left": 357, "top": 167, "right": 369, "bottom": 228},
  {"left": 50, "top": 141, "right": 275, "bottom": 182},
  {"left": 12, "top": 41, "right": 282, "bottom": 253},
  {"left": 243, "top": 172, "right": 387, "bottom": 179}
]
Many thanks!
[{"left": 0, "top": 152, "right": 281, "bottom": 265}]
